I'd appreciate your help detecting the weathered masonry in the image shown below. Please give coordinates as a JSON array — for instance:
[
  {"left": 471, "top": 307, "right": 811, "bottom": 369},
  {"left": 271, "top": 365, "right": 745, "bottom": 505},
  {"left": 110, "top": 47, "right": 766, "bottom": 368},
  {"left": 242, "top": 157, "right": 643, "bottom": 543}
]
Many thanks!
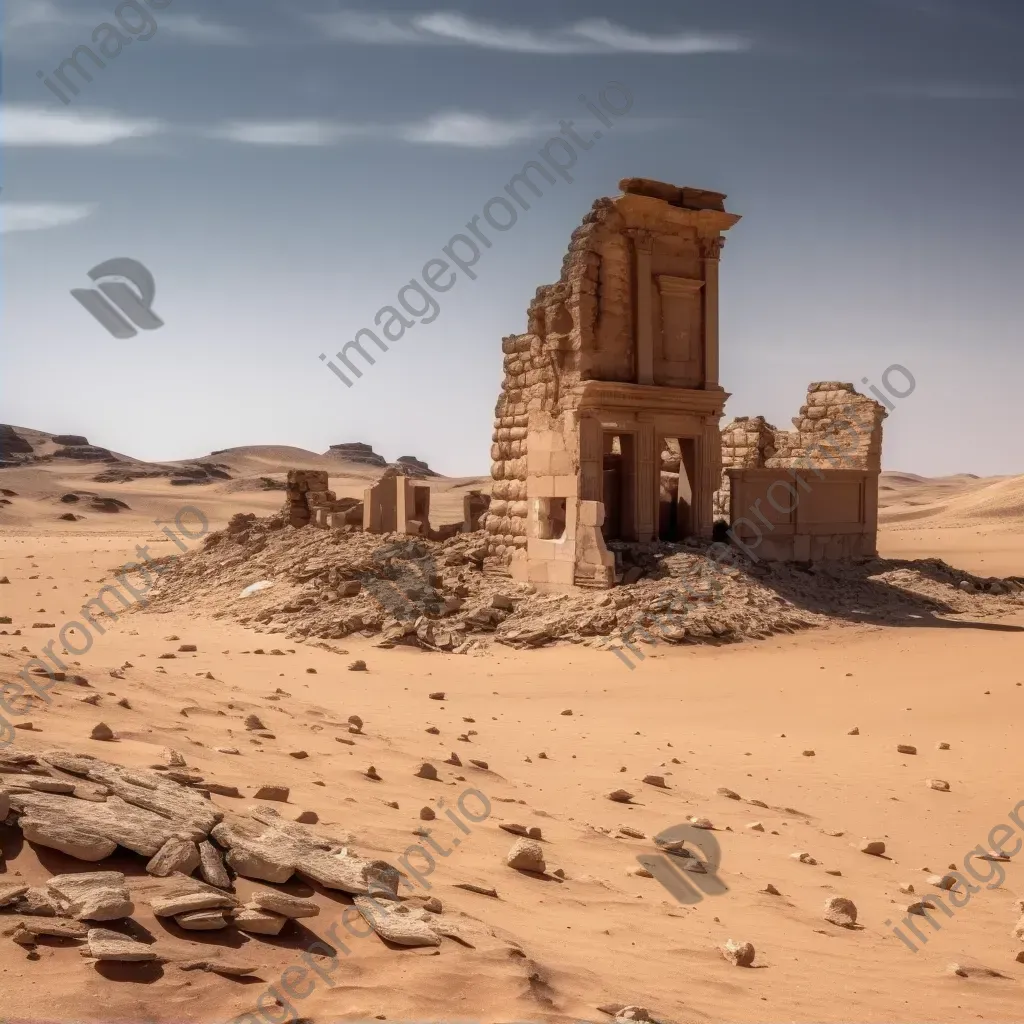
[{"left": 485, "top": 178, "right": 740, "bottom": 589}]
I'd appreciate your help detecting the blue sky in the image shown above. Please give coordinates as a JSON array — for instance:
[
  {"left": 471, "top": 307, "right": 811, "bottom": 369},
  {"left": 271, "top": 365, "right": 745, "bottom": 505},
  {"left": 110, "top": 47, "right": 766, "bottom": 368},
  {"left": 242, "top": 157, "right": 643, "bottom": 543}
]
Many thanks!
[{"left": 2, "top": 0, "right": 1022, "bottom": 475}]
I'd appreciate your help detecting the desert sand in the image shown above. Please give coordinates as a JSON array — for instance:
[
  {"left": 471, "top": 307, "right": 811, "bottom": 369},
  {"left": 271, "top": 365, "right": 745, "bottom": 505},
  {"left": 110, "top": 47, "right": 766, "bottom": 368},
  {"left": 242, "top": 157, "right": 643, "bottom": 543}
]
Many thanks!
[{"left": 2, "top": 435, "right": 1024, "bottom": 1024}]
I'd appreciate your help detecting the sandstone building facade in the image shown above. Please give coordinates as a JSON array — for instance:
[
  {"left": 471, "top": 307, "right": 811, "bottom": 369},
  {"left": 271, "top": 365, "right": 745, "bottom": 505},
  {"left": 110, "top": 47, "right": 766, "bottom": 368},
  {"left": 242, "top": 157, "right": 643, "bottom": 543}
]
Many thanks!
[{"left": 485, "top": 178, "right": 741, "bottom": 588}]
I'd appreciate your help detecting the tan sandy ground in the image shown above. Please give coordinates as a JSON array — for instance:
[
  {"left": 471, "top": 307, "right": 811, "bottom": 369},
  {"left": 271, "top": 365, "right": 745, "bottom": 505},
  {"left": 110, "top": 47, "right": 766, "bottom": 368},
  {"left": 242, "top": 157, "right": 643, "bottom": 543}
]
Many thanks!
[{"left": 1, "top": 459, "right": 1023, "bottom": 1023}]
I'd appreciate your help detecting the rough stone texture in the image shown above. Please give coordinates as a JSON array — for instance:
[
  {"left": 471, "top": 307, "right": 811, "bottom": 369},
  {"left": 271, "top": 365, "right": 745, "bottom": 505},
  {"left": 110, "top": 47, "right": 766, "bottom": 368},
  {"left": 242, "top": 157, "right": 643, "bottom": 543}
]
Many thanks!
[
  {"left": 352, "top": 895, "right": 442, "bottom": 948},
  {"left": 198, "top": 839, "right": 232, "bottom": 889},
  {"left": 823, "top": 896, "right": 858, "bottom": 927},
  {"left": 721, "top": 939, "right": 756, "bottom": 967},
  {"left": 46, "top": 872, "right": 134, "bottom": 921},
  {"left": 249, "top": 890, "right": 320, "bottom": 919},
  {"left": 231, "top": 906, "right": 288, "bottom": 935},
  {"left": 175, "top": 909, "right": 229, "bottom": 930},
  {"left": 150, "top": 891, "right": 237, "bottom": 918},
  {"left": 147, "top": 838, "right": 201, "bottom": 878},
  {"left": 87, "top": 927, "right": 158, "bottom": 961},
  {"left": 506, "top": 837, "right": 546, "bottom": 873}
]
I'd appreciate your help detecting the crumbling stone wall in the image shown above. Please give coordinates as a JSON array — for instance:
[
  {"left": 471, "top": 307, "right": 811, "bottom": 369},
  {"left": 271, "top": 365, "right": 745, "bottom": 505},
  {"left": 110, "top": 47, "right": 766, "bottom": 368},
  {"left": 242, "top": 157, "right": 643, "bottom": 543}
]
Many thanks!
[
  {"left": 713, "top": 382, "right": 887, "bottom": 520},
  {"left": 286, "top": 470, "right": 331, "bottom": 528}
]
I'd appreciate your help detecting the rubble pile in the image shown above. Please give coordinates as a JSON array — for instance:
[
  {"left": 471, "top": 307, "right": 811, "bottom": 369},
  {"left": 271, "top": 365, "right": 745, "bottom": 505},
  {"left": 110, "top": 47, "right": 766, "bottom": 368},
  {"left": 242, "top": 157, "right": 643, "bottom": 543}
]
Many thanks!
[
  {"left": 0, "top": 748, "right": 458, "bottom": 959},
  {"left": 144, "top": 511, "right": 1024, "bottom": 653}
]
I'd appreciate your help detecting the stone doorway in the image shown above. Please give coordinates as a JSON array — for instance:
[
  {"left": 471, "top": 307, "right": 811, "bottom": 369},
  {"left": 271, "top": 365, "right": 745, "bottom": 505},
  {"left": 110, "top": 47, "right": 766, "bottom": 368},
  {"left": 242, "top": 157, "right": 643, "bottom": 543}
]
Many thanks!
[
  {"left": 659, "top": 437, "right": 699, "bottom": 541},
  {"left": 601, "top": 432, "right": 637, "bottom": 542}
]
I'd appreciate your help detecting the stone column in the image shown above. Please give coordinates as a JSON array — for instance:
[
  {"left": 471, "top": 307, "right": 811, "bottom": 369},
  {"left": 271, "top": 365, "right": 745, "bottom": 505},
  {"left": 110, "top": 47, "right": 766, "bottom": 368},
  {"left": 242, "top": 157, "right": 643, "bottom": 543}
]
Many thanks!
[
  {"left": 693, "top": 421, "right": 721, "bottom": 538},
  {"left": 578, "top": 415, "right": 603, "bottom": 503},
  {"left": 636, "top": 422, "right": 657, "bottom": 542},
  {"left": 633, "top": 231, "right": 655, "bottom": 385},
  {"left": 699, "top": 236, "right": 724, "bottom": 390}
]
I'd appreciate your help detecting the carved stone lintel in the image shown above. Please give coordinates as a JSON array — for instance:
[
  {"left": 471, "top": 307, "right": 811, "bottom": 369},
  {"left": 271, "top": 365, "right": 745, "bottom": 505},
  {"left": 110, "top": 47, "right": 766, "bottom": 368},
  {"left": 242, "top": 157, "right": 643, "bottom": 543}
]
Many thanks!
[{"left": 699, "top": 235, "right": 725, "bottom": 261}]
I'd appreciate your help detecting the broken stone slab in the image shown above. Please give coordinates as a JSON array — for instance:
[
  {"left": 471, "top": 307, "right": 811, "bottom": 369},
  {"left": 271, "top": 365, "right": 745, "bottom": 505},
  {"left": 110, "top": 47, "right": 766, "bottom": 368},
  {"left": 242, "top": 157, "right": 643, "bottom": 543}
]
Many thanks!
[
  {"left": 352, "top": 895, "right": 441, "bottom": 948},
  {"left": 8, "top": 887, "right": 63, "bottom": 917},
  {"left": 231, "top": 907, "right": 288, "bottom": 936},
  {"left": 0, "top": 883, "right": 29, "bottom": 908},
  {"left": 147, "top": 838, "right": 201, "bottom": 878},
  {"left": 87, "top": 927, "right": 158, "bottom": 961},
  {"left": 296, "top": 849, "right": 400, "bottom": 897},
  {"left": 150, "top": 890, "right": 238, "bottom": 918},
  {"left": 0, "top": 915, "right": 89, "bottom": 940},
  {"left": 249, "top": 891, "right": 320, "bottom": 919},
  {"left": 46, "top": 872, "right": 134, "bottom": 921},
  {"left": 19, "top": 812, "right": 118, "bottom": 862},
  {"left": 176, "top": 909, "right": 229, "bottom": 931},
  {"left": 198, "top": 839, "right": 232, "bottom": 889},
  {"left": 253, "top": 785, "right": 289, "bottom": 802}
]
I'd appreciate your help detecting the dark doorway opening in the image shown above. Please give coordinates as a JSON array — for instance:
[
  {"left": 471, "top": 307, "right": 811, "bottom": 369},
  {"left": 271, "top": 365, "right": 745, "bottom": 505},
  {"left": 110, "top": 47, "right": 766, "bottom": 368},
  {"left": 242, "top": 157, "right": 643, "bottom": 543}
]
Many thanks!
[
  {"left": 658, "top": 437, "right": 698, "bottom": 541},
  {"left": 601, "top": 432, "right": 636, "bottom": 541}
]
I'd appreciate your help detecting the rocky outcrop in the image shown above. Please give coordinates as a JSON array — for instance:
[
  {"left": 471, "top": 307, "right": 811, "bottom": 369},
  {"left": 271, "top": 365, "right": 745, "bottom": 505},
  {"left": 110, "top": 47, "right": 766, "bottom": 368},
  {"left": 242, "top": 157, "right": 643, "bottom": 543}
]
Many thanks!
[{"left": 325, "top": 442, "right": 387, "bottom": 467}]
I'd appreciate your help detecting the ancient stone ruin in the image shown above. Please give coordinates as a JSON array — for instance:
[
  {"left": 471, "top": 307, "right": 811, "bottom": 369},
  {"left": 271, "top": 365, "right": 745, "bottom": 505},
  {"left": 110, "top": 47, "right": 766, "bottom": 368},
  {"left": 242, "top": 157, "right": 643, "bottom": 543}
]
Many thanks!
[
  {"left": 483, "top": 177, "right": 888, "bottom": 588},
  {"left": 714, "top": 382, "right": 887, "bottom": 561},
  {"left": 485, "top": 178, "right": 739, "bottom": 588}
]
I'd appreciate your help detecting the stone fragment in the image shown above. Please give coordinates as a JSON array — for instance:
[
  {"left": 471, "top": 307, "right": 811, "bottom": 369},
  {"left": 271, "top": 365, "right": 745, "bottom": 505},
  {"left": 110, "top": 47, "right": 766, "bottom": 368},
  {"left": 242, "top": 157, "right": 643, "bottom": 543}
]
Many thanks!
[
  {"left": 177, "top": 958, "right": 258, "bottom": 976},
  {"left": 606, "top": 789, "right": 633, "bottom": 803},
  {"left": 244, "top": 715, "right": 265, "bottom": 731},
  {"left": 90, "top": 723, "right": 115, "bottom": 741},
  {"left": 791, "top": 852, "right": 817, "bottom": 865},
  {"left": 823, "top": 896, "right": 858, "bottom": 927},
  {"left": 0, "top": 883, "right": 29, "bottom": 908},
  {"left": 176, "top": 909, "right": 228, "bottom": 930},
  {"left": 642, "top": 775, "right": 667, "bottom": 788},
  {"left": 352, "top": 895, "right": 441, "bottom": 947},
  {"left": 415, "top": 763, "right": 439, "bottom": 780},
  {"left": 927, "top": 779, "right": 950, "bottom": 792},
  {"left": 897, "top": 744, "right": 917, "bottom": 755},
  {"left": 747, "top": 822, "right": 765, "bottom": 832},
  {"left": 428, "top": 692, "right": 445, "bottom": 700},
  {"left": 365, "top": 766, "right": 381, "bottom": 781},
  {"left": 858, "top": 839, "right": 886, "bottom": 856},
  {"left": 87, "top": 927, "right": 157, "bottom": 961},
  {"left": 254, "top": 785, "right": 289, "bottom": 802},
  {"left": 717, "top": 787, "right": 741, "bottom": 800},
  {"left": 250, "top": 891, "right": 320, "bottom": 919},
  {"left": 147, "top": 838, "right": 201, "bottom": 878},
  {"left": 46, "top": 872, "right": 133, "bottom": 921},
  {"left": 231, "top": 907, "right": 288, "bottom": 935},
  {"left": 198, "top": 840, "right": 232, "bottom": 888},
  {"left": 721, "top": 939, "right": 755, "bottom": 967},
  {"left": 506, "top": 838, "right": 546, "bottom": 873},
  {"left": 151, "top": 891, "right": 236, "bottom": 917}
]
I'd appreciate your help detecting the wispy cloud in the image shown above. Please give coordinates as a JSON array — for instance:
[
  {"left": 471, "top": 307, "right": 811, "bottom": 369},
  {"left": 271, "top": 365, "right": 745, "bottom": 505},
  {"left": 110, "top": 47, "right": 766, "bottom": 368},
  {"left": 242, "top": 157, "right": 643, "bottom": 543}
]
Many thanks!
[
  {"left": 310, "top": 11, "right": 751, "bottom": 55},
  {"left": 1, "top": 201, "right": 96, "bottom": 233},
  {"left": 158, "top": 13, "right": 252, "bottom": 46},
  {"left": 204, "top": 120, "right": 358, "bottom": 146},
  {"left": 205, "top": 112, "right": 553, "bottom": 149},
  {"left": 2, "top": 105, "right": 165, "bottom": 146}
]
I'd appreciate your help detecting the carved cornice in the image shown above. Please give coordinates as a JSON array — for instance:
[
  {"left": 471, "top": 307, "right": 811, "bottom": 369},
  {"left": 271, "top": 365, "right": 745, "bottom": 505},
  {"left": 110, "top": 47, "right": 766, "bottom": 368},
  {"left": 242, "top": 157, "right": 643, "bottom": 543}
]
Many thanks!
[
  {"left": 629, "top": 229, "right": 656, "bottom": 254},
  {"left": 573, "top": 380, "right": 729, "bottom": 417}
]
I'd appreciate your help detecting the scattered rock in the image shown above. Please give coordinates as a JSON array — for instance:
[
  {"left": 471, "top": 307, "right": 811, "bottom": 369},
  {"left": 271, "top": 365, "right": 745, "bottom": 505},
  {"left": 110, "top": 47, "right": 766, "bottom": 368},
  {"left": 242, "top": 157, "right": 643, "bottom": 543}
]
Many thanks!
[
  {"left": 87, "top": 927, "right": 157, "bottom": 962},
  {"left": 927, "top": 779, "right": 950, "bottom": 792},
  {"left": 348, "top": 715, "right": 363, "bottom": 734},
  {"left": 428, "top": 691, "right": 445, "bottom": 701},
  {"left": 717, "top": 787, "right": 741, "bottom": 800},
  {"left": 365, "top": 766, "right": 381, "bottom": 781},
  {"left": 506, "top": 837, "right": 546, "bottom": 873},
  {"left": 721, "top": 939, "right": 755, "bottom": 967},
  {"left": 606, "top": 789, "right": 634, "bottom": 803},
  {"left": 250, "top": 891, "right": 320, "bottom": 919},
  {"left": 90, "top": 723, "right": 114, "bottom": 742},
  {"left": 46, "top": 872, "right": 133, "bottom": 921},
  {"left": 642, "top": 775, "right": 667, "bottom": 788},
  {"left": 858, "top": 839, "right": 886, "bottom": 856},
  {"left": 147, "top": 838, "right": 201, "bottom": 878},
  {"left": 823, "top": 896, "right": 858, "bottom": 927},
  {"left": 420, "top": 807, "right": 436, "bottom": 821},
  {"left": 791, "top": 852, "right": 817, "bottom": 865},
  {"left": 231, "top": 907, "right": 288, "bottom": 936},
  {"left": 254, "top": 785, "right": 290, "bottom": 802},
  {"left": 295, "top": 810, "right": 319, "bottom": 824},
  {"left": 348, "top": 660, "right": 367, "bottom": 672},
  {"left": 897, "top": 744, "right": 917, "bottom": 755},
  {"left": 415, "top": 763, "right": 439, "bottom": 781}
]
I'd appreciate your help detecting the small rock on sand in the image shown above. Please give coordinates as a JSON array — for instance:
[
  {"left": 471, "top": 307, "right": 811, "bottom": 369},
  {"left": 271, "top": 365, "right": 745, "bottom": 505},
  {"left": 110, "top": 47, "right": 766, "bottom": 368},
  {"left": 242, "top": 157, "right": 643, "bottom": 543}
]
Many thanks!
[
  {"left": 419, "top": 807, "right": 436, "bottom": 821},
  {"left": 823, "top": 896, "right": 858, "bottom": 927},
  {"left": 643, "top": 775, "right": 667, "bottom": 788},
  {"left": 897, "top": 744, "right": 917, "bottom": 755},
  {"left": 253, "top": 785, "right": 289, "bottom": 802},
  {"left": 506, "top": 838, "right": 546, "bottom": 873},
  {"left": 415, "top": 763, "right": 439, "bottom": 781},
  {"left": 858, "top": 839, "right": 886, "bottom": 856},
  {"left": 348, "top": 660, "right": 367, "bottom": 672},
  {"left": 428, "top": 691, "right": 445, "bottom": 700},
  {"left": 927, "top": 779, "right": 950, "bottom": 792},
  {"left": 606, "top": 789, "right": 633, "bottom": 803},
  {"left": 90, "top": 723, "right": 114, "bottom": 741},
  {"left": 721, "top": 939, "right": 755, "bottom": 967}
]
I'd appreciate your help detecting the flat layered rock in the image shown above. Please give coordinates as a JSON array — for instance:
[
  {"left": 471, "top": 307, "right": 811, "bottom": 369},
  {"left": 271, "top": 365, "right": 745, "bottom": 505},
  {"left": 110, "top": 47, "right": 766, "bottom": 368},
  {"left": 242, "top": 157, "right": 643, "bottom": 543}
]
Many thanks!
[
  {"left": 250, "top": 891, "right": 320, "bottom": 919},
  {"left": 296, "top": 849, "right": 400, "bottom": 897},
  {"left": 0, "top": 915, "right": 89, "bottom": 940},
  {"left": 151, "top": 891, "right": 237, "bottom": 918},
  {"left": 0, "top": 883, "right": 29, "bottom": 908},
  {"left": 231, "top": 907, "right": 288, "bottom": 936},
  {"left": 87, "top": 927, "right": 157, "bottom": 961},
  {"left": 19, "top": 813, "right": 118, "bottom": 861},
  {"left": 176, "top": 909, "right": 229, "bottom": 930},
  {"left": 353, "top": 895, "right": 441, "bottom": 947},
  {"left": 46, "top": 871, "right": 133, "bottom": 921}
]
